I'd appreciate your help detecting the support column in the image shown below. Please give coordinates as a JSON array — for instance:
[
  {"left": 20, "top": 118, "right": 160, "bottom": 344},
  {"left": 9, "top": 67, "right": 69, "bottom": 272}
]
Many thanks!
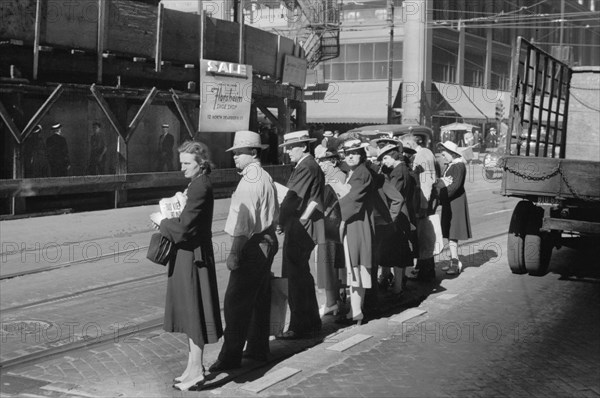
[
  {"left": 484, "top": 28, "right": 492, "bottom": 88},
  {"left": 401, "top": 0, "right": 429, "bottom": 125},
  {"left": 456, "top": 21, "right": 465, "bottom": 86}
]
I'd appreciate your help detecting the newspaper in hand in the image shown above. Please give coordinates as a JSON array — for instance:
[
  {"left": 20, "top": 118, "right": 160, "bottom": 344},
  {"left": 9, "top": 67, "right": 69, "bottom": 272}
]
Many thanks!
[{"left": 159, "top": 191, "right": 187, "bottom": 219}]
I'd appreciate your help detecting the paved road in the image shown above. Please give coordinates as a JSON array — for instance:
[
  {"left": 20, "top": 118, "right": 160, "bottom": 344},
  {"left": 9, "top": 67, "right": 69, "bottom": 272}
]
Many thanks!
[{"left": 1, "top": 163, "right": 599, "bottom": 397}]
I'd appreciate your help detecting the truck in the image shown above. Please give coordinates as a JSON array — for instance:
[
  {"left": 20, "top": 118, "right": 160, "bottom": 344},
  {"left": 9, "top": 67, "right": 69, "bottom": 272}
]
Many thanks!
[{"left": 499, "top": 37, "right": 600, "bottom": 276}]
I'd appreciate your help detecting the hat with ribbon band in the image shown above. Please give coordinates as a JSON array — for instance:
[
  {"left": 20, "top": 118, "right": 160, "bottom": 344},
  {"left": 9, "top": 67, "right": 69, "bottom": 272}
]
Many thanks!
[{"left": 226, "top": 130, "right": 269, "bottom": 152}]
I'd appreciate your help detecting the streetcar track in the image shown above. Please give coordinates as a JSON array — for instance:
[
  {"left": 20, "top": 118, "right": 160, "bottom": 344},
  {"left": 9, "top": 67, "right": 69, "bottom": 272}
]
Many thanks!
[
  {"left": 0, "top": 230, "right": 510, "bottom": 372},
  {"left": 0, "top": 229, "right": 229, "bottom": 281}
]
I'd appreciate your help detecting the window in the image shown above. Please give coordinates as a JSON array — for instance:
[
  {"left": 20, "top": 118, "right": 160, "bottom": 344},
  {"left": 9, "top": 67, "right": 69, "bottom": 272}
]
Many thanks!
[{"left": 321, "top": 42, "right": 403, "bottom": 81}]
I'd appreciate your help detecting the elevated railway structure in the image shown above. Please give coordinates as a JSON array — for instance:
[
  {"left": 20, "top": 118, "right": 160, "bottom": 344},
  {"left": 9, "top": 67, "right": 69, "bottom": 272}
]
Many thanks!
[{"left": 0, "top": 0, "right": 313, "bottom": 216}]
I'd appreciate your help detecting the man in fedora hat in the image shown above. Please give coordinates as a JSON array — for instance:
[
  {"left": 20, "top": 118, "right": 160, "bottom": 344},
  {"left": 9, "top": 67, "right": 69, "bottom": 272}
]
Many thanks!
[
  {"left": 209, "top": 131, "right": 279, "bottom": 372},
  {"left": 46, "top": 123, "right": 70, "bottom": 176},
  {"left": 276, "top": 130, "right": 325, "bottom": 340},
  {"left": 158, "top": 123, "right": 175, "bottom": 171}
]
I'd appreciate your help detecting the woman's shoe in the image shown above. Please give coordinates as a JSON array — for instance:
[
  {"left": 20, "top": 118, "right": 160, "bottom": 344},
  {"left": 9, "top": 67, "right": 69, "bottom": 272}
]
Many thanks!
[
  {"left": 174, "top": 365, "right": 204, "bottom": 383},
  {"left": 377, "top": 273, "right": 393, "bottom": 289},
  {"left": 319, "top": 303, "right": 339, "bottom": 317},
  {"left": 173, "top": 374, "right": 205, "bottom": 391},
  {"left": 446, "top": 259, "right": 461, "bottom": 275}
]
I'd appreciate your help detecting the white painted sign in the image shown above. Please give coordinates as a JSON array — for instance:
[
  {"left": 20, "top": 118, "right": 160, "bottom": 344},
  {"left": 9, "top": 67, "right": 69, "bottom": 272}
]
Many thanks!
[{"left": 199, "top": 60, "right": 252, "bottom": 132}]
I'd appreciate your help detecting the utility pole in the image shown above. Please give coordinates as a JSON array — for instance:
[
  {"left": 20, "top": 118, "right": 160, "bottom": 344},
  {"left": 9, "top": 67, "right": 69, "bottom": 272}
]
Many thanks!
[{"left": 386, "top": 0, "right": 394, "bottom": 124}]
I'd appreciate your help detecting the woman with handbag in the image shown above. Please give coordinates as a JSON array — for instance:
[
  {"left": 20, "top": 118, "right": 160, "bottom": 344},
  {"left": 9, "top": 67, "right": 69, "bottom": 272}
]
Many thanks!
[
  {"left": 435, "top": 141, "right": 472, "bottom": 276},
  {"left": 150, "top": 141, "right": 223, "bottom": 391}
]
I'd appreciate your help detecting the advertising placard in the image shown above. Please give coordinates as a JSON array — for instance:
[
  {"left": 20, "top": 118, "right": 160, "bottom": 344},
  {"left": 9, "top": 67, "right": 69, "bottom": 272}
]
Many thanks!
[
  {"left": 282, "top": 55, "right": 307, "bottom": 88},
  {"left": 199, "top": 60, "right": 252, "bottom": 132}
]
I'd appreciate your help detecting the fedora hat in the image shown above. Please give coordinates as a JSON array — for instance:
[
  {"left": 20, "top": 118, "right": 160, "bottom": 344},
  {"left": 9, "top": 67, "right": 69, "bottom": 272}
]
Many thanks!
[
  {"left": 279, "top": 130, "right": 316, "bottom": 147},
  {"left": 377, "top": 142, "right": 403, "bottom": 161},
  {"left": 226, "top": 130, "right": 268, "bottom": 152},
  {"left": 323, "top": 130, "right": 333, "bottom": 137},
  {"left": 438, "top": 140, "right": 462, "bottom": 157},
  {"left": 51, "top": 123, "right": 61, "bottom": 131}
]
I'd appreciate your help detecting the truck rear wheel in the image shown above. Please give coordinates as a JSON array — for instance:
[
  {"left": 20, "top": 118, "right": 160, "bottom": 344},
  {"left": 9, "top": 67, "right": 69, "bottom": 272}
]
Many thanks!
[
  {"left": 524, "top": 233, "right": 553, "bottom": 276},
  {"left": 507, "top": 201, "right": 533, "bottom": 274}
]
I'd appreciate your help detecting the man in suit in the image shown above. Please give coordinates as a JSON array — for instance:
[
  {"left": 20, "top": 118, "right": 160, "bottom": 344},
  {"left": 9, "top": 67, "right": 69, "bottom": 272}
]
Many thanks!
[
  {"left": 46, "top": 123, "right": 70, "bottom": 177},
  {"left": 158, "top": 123, "right": 175, "bottom": 171},
  {"left": 276, "top": 130, "right": 326, "bottom": 340}
]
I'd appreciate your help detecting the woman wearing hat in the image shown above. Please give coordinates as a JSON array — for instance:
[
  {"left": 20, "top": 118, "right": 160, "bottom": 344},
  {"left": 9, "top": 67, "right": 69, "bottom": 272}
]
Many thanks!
[
  {"left": 314, "top": 147, "right": 347, "bottom": 317},
  {"left": 337, "top": 139, "right": 375, "bottom": 325},
  {"left": 436, "top": 141, "right": 472, "bottom": 275},
  {"left": 375, "top": 142, "right": 415, "bottom": 295}
]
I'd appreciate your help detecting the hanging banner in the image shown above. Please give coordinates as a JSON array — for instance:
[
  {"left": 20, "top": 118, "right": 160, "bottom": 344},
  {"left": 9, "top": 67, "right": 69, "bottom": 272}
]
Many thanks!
[{"left": 199, "top": 60, "right": 252, "bottom": 132}]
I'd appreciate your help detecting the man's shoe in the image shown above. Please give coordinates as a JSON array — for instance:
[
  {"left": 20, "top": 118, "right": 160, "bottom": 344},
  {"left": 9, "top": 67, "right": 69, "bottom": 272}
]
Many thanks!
[
  {"left": 208, "top": 359, "right": 241, "bottom": 373},
  {"left": 275, "top": 330, "right": 307, "bottom": 340},
  {"left": 243, "top": 351, "right": 268, "bottom": 362}
]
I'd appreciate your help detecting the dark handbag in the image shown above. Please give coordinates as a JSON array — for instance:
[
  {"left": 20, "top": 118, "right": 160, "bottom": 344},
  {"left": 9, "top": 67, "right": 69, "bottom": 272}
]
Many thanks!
[{"left": 146, "top": 233, "right": 175, "bottom": 265}]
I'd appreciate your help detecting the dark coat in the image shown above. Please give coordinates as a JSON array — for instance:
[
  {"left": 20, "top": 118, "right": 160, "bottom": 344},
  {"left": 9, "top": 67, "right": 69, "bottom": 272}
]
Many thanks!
[
  {"left": 437, "top": 161, "right": 472, "bottom": 240},
  {"left": 280, "top": 154, "right": 326, "bottom": 245},
  {"left": 338, "top": 162, "right": 375, "bottom": 270},
  {"left": 46, "top": 133, "right": 70, "bottom": 176},
  {"left": 159, "top": 174, "right": 223, "bottom": 346}
]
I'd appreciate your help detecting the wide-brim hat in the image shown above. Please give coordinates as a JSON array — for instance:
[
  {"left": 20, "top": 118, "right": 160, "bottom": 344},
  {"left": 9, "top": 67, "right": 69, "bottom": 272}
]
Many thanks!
[
  {"left": 315, "top": 145, "right": 339, "bottom": 161},
  {"left": 438, "top": 140, "right": 462, "bottom": 157},
  {"left": 51, "top": 123, "right": 61, "bottom": 130},
  {"left": 342, "top": 139, "right": 369, "bottom": 154},
  {"left": 377, "top": 143, "right": 403, "bottom": 161},
  {"left": 226, "top": 130, "right": 269, "bottom": 152},
  {"left": 279, "top": 130, "right": 317, "bottom": 147},
  {"left": 323, "top": 130, "right": 333, "bottom": 137},
  {"left": 161, "top": 123, "right": 169, "bottom": 128}
]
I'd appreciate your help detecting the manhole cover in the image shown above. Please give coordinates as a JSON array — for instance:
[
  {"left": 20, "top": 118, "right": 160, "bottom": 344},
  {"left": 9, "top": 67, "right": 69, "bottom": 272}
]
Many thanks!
[{"left": 1, "top": 320, "right": 54, "bottom": 334}]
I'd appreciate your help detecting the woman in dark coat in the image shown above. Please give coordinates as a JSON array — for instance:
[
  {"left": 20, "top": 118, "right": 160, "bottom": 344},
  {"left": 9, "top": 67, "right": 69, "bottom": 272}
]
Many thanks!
[
  {"left": 436, "top": 141, "right": 472, "bottom": 275},
  {"left": 150, "top": 141, "right": 223, "bottom": 391},
  {"left": 377, "top": 142, "right": 415, "bottom": 295},
  {"left": 337, "top": 139, "right": 375, "bottom": 325}
]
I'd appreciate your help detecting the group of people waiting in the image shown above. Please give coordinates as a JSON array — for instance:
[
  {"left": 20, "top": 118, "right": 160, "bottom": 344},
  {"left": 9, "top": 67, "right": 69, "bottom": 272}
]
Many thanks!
[{"left": 149, "top": 128, "right": 472, "bottom": 391}]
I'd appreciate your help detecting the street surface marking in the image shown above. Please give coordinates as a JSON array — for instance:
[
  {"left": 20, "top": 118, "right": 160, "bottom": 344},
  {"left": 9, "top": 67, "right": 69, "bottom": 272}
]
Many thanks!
[
  {"left": 437, "top": 293, "right": 458, "bottom": 300},
  {"left": 41, "top": 382, "right": 98, "bottom": 397},
  {"left": 326, "top": 333, "right": 372, "bottom": 352},
  {"left": 483, "top": 208, "right": 513, "bottom": 216},
  {"left": 389, "top": 308, "right": 427, "bottom": 324},
  {"left": 241, "top": 367, "right": 301, "bottom": 393}
]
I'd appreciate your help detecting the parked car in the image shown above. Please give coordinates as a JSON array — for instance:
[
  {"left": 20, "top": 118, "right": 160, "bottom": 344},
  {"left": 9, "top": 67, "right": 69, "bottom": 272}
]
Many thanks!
[{"left": 341, "top": 124, "right": 434, "bottom": 149}]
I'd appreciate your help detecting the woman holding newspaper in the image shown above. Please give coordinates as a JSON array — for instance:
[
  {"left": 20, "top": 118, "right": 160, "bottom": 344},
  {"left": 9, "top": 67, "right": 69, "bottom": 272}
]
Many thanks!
[{"left": 150, "top": 141, "right": 223, "bottom": 391}]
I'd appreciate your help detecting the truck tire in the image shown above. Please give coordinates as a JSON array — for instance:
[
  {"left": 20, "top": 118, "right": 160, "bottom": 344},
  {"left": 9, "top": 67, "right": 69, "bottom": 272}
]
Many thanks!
[
  {"left": 524, "top": 233, "right": 553, "bottom": 276},
  {"left": 507, "top": 201, "right": 533, "bottom": 274}
]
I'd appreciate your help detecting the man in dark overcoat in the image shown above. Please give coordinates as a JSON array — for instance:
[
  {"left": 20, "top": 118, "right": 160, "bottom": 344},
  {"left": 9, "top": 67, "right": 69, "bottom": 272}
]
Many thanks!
[
  {"left": 158, "top": 123, "right": 175, "bottom": 171},
  {"left": 46, "top": 123, "right": 70, "bottom": 177},
  {"left": 276, "top": 130, "right": 326, "bottom": 340}
]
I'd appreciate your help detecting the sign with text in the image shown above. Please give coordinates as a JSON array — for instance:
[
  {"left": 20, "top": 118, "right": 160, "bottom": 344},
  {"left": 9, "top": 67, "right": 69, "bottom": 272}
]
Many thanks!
[
  {"left": 282, "top": 55, "right": 307, "bottom": 88},
  {"left": 199, "top": 60, "right": 252, "bottom": 132}
]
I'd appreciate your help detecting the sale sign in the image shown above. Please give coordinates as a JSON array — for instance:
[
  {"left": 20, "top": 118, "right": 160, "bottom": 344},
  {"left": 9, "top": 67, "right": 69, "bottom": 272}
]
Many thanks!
[{"left": 199, "top": 60, "right": 252, "bottom": 132}]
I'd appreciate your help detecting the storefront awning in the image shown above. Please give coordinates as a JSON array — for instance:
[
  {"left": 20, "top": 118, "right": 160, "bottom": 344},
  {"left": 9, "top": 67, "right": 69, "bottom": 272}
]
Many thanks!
[
  {"left": 306, "top": 81, "right": 402, "bottom": 124},
  {"left": 434, "top": 82, "right": 510, "bottom": 120}
]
